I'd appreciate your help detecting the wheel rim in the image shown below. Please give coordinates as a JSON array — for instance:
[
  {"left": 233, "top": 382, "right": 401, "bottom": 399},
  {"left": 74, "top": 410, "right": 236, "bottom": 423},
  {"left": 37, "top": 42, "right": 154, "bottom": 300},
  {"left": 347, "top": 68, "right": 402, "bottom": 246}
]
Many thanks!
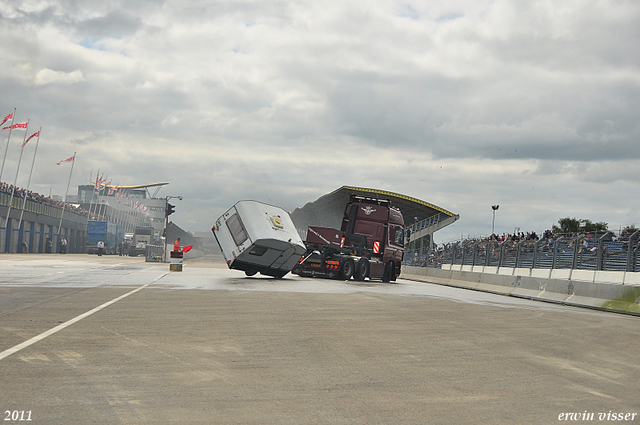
[{"left": 342, "top": 260, "right": 354, "bottom": 279}]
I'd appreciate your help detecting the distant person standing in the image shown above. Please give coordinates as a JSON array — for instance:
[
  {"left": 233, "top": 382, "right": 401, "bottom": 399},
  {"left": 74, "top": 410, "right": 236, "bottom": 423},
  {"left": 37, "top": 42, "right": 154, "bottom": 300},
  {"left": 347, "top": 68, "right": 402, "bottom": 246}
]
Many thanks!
[
  {"left": 61, "top": 237, "right": 68, "bottom": 254},
  {"left": 97, "top": 240, "right": 105, "bottom": 256},
  {"left": 173, "top": 238, "right": 181, "bottom": 252},
  {"left": 118, "top": 241, "right": 124, "bottom": 256}
]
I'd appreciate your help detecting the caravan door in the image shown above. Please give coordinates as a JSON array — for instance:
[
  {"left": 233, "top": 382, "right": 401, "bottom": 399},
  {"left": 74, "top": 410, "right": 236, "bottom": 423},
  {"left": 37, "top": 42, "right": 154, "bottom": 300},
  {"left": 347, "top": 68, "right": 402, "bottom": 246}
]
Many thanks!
[{"left": 269, "top": 246, "right": 298, "bottom": 271}]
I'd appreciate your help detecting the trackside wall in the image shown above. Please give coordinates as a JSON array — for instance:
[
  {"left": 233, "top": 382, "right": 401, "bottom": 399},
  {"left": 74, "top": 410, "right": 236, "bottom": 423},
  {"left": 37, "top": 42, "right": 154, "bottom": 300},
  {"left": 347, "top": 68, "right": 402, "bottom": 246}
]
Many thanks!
[{"left": 400, "top": 266, "right": 640, "bottom": 316}]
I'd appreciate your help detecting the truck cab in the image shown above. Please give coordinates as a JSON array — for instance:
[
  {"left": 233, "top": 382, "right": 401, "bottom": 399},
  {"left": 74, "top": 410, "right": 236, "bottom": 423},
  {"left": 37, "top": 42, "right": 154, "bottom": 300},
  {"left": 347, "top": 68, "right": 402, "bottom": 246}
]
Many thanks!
[{"left": 293, "top": 195, "right": 405, "bottom": 282}]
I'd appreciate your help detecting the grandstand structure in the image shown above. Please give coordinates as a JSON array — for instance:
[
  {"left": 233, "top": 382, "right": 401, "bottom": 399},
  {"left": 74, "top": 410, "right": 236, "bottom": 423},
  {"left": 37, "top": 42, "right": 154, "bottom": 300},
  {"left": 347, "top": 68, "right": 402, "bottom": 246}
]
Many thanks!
[
  {"left": 78, "top": 182, "right": 203, "bottom": 257},
  {"left": 290, "top": 185, "right": 459, "bottom": 255},
  {"left": 77, "top": 182, "right": 168, "bottom": 238},
  {"left": 1, "top": 180, "right": 198, "bottom": 255},
  {"left": 1, "top": 189, "right": 88, "bottom": 253},
  {"left": 417, "top": 231, "right": 640, "bottom": 273}
]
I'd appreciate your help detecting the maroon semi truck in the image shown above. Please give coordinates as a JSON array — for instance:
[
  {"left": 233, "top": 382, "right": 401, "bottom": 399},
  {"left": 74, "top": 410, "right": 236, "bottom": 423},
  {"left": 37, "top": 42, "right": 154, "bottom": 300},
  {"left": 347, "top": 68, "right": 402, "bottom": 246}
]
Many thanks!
[{"left": 292, "top": 195, "right": 405, "bottom": 282}]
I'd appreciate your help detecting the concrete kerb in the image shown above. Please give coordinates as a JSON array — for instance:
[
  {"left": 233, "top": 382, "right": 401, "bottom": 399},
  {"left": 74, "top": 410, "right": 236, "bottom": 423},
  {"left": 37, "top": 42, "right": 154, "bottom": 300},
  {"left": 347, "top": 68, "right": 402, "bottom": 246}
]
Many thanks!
[
  {"left": 400, "top": 266, "right": 640, "bottom": 316},
  {"left": 565, "top": 282, "right": 640, "bottom": 315},
  {"left": 510, "top": 275, "right": 550, "bottom": 300},
  {"left": 475, "top": 273, "right": 515, "bottom": 295},
  {"left": 423, "top": 267, "right": 453, "bottom": 285},
  {"left": 454, "top": 270, "right": 482, "bottom": 291}
]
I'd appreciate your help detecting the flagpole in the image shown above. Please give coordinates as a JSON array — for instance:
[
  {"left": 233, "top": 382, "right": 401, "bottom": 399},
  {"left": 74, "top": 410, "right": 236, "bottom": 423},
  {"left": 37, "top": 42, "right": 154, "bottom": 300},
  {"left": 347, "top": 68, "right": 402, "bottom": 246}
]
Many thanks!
[
  {"left": 97, "top": 175, "right": 106, "bottom": 220},
  {"left": 99, "top": 176, "right": 109, "bottom": 219},
  {"left": 83, "top": 168, "right": 98, "bottom": 254},
  {"left": 88, "top": 170, "right": 100, "bottom": 220},
  {"left": 56, "top": 152, "right": 76, "bottom": 252},
  {"left": 4, "top": 120, "right": 29, "bottom": 243},
  {"left": 0, "top": 107, "right": 16, "bottom": 184},
  {"left": 17, "top": 127, "right": 42, "bottom": 236}
]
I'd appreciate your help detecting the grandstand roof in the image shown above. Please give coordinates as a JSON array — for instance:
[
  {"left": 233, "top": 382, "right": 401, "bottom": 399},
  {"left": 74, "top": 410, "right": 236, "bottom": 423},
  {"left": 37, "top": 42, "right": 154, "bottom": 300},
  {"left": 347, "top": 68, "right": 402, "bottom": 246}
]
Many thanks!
[
  {"left": 290, "top": 185, "right": 457, "bottom": 231},
  {"left": 98, "top": 182, "right": 169, "bottom": 189}
]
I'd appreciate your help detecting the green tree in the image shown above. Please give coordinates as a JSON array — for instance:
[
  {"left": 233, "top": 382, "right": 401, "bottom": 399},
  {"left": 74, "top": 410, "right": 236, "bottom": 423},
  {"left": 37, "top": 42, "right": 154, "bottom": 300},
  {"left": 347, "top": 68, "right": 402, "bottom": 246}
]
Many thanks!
[{"left": 552, "top": 217, "right": 608, "bottom": 235}]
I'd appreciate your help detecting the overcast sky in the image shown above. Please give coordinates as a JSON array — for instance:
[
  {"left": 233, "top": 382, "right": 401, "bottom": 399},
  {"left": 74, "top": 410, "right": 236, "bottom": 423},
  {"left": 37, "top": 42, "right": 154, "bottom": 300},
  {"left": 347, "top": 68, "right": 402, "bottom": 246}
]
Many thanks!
[{"left": 1, "top": 0, "right": 639, "bottom": 243}]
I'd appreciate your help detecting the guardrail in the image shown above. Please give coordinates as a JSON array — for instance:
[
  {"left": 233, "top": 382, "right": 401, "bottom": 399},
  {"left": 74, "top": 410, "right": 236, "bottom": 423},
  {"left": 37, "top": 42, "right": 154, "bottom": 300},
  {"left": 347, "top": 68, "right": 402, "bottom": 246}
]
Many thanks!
[
  {"left": 409, "top": 230, "right": 640, "bottom": 272},
  {"left": 400, "top": 266, "right": 640, "bottom": 315}
]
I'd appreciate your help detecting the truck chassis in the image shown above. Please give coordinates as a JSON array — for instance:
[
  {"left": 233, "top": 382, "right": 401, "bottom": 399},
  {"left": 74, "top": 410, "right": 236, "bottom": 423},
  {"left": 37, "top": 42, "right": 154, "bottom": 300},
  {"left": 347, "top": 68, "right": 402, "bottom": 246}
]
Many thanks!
[{"left": 293, "top": 243, "right": 399, "bottom": 282}]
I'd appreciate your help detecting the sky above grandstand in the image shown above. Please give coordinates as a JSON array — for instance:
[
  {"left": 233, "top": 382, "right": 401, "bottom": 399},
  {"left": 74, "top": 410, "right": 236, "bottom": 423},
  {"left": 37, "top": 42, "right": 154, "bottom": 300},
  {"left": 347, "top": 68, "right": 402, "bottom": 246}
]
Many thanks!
[{"left": 1, "top": 0, "right": 639, "bottom": 242}]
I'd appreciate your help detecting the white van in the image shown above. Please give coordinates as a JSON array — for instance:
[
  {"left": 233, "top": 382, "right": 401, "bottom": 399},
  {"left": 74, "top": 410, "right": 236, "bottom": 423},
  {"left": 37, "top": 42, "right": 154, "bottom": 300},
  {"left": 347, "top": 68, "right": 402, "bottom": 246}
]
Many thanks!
[{"left": 212, "top": 201, "right": 306, "bottom": 278}]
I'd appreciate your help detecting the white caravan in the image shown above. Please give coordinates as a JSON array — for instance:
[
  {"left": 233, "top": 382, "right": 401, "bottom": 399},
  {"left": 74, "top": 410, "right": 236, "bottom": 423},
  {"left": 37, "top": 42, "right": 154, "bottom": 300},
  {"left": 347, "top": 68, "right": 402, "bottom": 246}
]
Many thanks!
[{"left": 212, "top": 201, "right": 306, "bottom": 278}]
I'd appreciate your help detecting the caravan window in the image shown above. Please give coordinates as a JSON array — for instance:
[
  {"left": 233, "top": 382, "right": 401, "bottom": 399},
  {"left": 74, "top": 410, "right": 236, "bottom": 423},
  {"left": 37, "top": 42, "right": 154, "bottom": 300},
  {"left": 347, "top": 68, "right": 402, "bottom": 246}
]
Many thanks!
[
  {"left": 249, "top": 246, "right": 268, "bottom": 256},
  {"left": 226, "top": 213, "right": 248, "bottom": 246}
]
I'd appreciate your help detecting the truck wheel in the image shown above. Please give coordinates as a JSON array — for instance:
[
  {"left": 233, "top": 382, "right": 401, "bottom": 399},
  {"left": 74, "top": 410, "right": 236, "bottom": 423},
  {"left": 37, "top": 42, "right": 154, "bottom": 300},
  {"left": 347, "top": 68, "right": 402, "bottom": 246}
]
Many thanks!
[
  {"left": 341, "top": 259, "right": 355, "bottom": 280},
  {"left": 354, "top": 258, "right": 369, "bottom": 281},
  {"left": 389, "top": 262, "right": 397, "bottom": 282},
  {"left": 245, "top": 270, "right": 258, "bottom": 276},
  {"left": 382, "top": 261, "right": 395, "bottom": 283}
]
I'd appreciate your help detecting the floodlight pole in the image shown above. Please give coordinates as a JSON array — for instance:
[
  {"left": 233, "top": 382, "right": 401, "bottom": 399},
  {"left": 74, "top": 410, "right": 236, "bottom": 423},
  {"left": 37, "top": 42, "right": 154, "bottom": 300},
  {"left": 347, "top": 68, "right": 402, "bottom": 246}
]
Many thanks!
[{"left": 491, "top": 205, "right": 499, "bottom": 236}]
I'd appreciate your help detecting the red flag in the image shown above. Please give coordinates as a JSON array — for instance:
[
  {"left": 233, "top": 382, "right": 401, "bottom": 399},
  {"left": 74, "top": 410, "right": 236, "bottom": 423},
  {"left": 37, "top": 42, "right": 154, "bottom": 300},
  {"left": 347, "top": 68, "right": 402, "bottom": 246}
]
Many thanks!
[
  {"left": 56, "top": 155, "right": 75, "bottom": 165},
  {"left": 23, "top": 131, "right": 39, "bottom": 147},
  {"left": 0, "top": 112, "right": 13, "bottom": 127},
  {"left": 2, "top": 122, "right": 27, "bottom": 131},
  {"left": 182, "top": 245, "right": 193, "bottom": 253}
]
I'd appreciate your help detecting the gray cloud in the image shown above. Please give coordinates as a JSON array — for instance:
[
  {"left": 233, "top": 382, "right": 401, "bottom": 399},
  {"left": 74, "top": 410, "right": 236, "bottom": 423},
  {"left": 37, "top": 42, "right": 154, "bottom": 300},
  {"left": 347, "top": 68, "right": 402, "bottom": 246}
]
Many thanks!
[
  {"left": 1, "top": 0, "right": 640, "bottom": 242},
  {"left": 75, "top": 11, "right": 143, "bottom": 40}
]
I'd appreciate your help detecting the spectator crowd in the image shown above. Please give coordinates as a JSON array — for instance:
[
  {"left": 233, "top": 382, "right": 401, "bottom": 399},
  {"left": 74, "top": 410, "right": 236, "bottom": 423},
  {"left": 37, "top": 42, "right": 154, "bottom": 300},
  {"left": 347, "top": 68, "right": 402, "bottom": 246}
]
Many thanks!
[
  {"left": 408, "top": 228, "right": 639, "bottom": 269},
  {"left": 0, "top": 181, "right": 89, "bottom": 217}
]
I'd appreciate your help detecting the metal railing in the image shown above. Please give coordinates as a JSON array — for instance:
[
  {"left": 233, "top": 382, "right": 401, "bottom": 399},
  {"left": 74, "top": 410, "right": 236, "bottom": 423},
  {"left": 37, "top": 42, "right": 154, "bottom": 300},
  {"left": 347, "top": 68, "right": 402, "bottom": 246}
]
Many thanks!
[
  {"left": 408, "top": 213, "right": 451, "bottom": 233},
  {"left": 408, "top": 230, "right": 640, "bottom": 272}
]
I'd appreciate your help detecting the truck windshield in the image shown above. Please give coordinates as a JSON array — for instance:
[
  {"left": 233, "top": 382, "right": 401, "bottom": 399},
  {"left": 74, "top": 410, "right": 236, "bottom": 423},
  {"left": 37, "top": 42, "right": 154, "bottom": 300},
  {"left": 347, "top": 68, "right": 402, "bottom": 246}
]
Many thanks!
[{"left": 390, "top": 225, "right": 404, "bottom": 247}]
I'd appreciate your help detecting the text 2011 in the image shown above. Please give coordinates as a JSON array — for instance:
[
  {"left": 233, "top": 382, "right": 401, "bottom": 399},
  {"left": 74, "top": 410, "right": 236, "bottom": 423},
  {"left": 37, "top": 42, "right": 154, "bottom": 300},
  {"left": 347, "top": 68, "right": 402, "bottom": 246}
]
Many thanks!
[{"left": 4, "top": 411, "right": 32, "bottom": 421}]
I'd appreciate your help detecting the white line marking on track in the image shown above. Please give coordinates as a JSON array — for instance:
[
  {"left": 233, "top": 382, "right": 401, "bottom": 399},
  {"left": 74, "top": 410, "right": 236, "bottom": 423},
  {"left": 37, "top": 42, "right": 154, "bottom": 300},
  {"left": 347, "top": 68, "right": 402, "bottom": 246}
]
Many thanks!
[{"left": 0, "top": 272, "right": 169, "bottom": 362}]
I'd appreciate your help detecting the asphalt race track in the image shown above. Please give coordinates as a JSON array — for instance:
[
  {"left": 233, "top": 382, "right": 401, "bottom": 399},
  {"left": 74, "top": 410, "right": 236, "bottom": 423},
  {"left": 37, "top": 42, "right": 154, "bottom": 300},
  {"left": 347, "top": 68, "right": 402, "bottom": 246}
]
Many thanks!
[{"left": 1, "top": 254, "right": 639, "bottom": 424}]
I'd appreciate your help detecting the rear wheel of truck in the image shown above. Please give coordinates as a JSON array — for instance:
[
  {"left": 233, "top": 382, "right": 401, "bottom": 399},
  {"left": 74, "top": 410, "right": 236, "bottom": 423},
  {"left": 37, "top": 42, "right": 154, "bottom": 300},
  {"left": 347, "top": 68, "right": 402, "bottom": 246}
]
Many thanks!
[
  {"left": 341, "top": 259, "right": 355, "bottom": 280},
  {"left": 382, "top": 261, "right": 396, "bottom": 283},
  {"left": 354, "top": 258, "right": 369, "bottom": 281},
  {"left": 245, "top": 270, "right": 258, "bottom": 276}
]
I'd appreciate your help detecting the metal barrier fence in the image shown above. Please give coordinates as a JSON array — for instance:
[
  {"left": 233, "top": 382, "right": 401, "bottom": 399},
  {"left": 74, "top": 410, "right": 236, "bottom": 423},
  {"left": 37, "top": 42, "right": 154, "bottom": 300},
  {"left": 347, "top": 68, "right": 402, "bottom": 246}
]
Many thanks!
[
  {"left": 409, "top": 230, "right": 640, "bottom": 272},
  {"left": 145, "top": 244, "right": 164, "bottom": 262}
]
